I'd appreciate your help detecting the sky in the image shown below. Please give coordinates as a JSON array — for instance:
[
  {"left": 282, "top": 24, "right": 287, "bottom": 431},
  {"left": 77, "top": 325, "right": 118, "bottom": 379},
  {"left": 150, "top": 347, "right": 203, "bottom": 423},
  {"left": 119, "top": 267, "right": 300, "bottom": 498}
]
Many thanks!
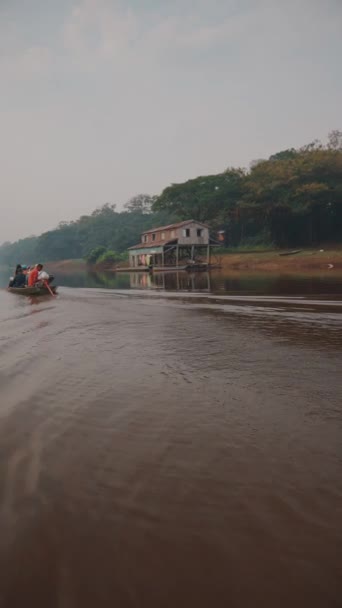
[{"left": 0, "top": 0, "right": 341, "bottom": 243}]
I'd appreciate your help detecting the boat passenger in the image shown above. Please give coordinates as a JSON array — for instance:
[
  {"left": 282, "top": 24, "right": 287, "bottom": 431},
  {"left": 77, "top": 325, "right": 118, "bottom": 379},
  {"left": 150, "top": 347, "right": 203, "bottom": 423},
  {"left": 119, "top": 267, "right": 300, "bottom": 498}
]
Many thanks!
[
  {"left": 8, "top": 265, "right": 21, "bottom": 286},
  {"left": 38, "top": 269, "right": 49, "bottom": 282},
  {"left": 28, "top": 264, "right": 43, "bottom": 287},
  {"left": 37, "top": 269, "right": 50, "bottom": 287},
  {"left": 21, "top": 266, "right": 29, "bottom": 284},
  {"left": 11, "top": 268, "right": 26, "bottom": 288}
]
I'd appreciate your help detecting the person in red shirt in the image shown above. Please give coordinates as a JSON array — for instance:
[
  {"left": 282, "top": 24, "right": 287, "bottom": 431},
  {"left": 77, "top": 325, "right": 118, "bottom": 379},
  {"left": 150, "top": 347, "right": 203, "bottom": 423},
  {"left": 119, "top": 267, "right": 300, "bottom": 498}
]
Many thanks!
[{"left": 28, "top": 264, "right": 43, "bottom": 287}]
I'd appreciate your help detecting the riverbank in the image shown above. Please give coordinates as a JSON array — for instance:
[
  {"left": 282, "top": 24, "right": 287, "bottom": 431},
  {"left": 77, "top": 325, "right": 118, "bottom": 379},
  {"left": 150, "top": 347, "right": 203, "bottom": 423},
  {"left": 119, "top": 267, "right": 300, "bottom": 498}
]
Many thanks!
[
  {"left": 47, "top": 249, "right": 342, "bottom": 274},
  {"left": 217, "top": 248, "right": 342, "bottom": 271},
  {"left": 47, "top": 259, "right": 87, "bottom": 272}
]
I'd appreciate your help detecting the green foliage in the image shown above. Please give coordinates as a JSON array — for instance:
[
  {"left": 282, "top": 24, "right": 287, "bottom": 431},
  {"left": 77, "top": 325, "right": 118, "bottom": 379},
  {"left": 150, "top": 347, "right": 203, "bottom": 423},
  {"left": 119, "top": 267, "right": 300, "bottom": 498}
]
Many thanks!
[
  {"left": 85, "top": 246, "right": 107, "bottom": 265},
  {"left": 0, "top": 236, "right": 38, "bottom": 268},
  {"left": 124, "top": 194, "right": 156, "bottom": 214},
  {"left": 154, "top": 132, "right": 342, "bottom": 247},
  {"left": 154, "top": 169, "right": 245, "bottom": 224},
  {"left": 216, "top": 242, "right": 275, "bottom": 254},
  {"left": 0, "top": 131, "right": 341, "bottom": 264},
  {"left": 269, "top": 149, "right": 297, "bottom": 162},
  {"left": 0, "top": 202, "right": 178, "bottom": 266},
  {"left": 242, "top": 146, "right": 342, "bottom": 245},
  {"left": 96, "top": 250, "right": 125, "bottom": 265}
]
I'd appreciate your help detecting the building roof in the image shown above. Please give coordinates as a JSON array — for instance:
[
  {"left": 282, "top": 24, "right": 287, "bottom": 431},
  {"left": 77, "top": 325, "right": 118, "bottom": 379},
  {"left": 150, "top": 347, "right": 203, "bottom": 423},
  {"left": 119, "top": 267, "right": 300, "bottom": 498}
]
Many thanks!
[
  {"left": 141, "top": 219, "right": 209, "bottom": 235},
  {"left": 128, "top": 240, "right": 176, "bottom": 250}
]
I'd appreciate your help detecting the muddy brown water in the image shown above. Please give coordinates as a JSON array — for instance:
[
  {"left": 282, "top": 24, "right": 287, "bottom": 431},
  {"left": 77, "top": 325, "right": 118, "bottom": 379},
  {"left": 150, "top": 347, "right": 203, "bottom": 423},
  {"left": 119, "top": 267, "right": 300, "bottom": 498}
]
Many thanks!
[{"left": 0, "top": 270, "right": 341, "bottom": 607}]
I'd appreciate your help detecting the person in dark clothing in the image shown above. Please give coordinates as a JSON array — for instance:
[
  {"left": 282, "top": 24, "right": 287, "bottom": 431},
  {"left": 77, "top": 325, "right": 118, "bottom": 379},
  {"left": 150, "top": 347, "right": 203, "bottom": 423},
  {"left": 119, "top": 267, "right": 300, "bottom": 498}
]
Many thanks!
[{"left": 10, "top": 269, "right": 26, "bottom": 288}]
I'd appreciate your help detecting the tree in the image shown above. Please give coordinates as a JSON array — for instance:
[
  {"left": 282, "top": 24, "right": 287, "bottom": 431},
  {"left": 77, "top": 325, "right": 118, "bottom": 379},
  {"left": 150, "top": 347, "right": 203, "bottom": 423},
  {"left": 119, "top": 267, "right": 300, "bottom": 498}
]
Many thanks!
[
  {"left": 85, "top": 246, "right": 107, "bottom": 265},
  {"left": 300, "top": 139, "right": 323, "bottom": 152},
  {"left": 327, "top": 130, "right": 342, "bottom": 151},
  {"left": 0, "top": 132, "right": 341, "bottom": 263},
  {"left": 269, "top": 149, "right": 297, "bottom": 161},
  {"left": 242, "top": 145, "right": 342, "bottom": 245},
  {"left": 124, "top": 194, "right": 155, "bottom": 214},
  {"left": 250, "top": 159, "right": 266, "bottom": 169},
  {"left": 153, "top": 169, "right": 245, "bottom": 224},
  {"left": 0, "top": 236, "right": 39, "bottom": 266},
  {"left": 96, "top": 250, "right": 127, "bottom": 266}
]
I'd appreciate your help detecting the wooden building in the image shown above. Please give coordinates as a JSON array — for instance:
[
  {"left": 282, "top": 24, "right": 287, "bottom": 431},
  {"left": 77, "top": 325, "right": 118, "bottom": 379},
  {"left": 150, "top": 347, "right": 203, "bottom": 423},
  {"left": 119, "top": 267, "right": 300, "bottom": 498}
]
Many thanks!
[{"left": 128, "top": 220, "right": 215, "bottom": 270}]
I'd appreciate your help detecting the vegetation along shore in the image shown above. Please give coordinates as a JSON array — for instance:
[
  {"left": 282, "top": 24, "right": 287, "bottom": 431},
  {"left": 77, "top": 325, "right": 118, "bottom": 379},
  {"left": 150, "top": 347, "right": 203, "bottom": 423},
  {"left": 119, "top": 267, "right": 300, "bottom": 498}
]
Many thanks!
[
  {"left": 46, "top": 248, "right": 342, "bottom": 275},
  {"left": 1, "top": 131, "right": 341, "bottom": 268}
]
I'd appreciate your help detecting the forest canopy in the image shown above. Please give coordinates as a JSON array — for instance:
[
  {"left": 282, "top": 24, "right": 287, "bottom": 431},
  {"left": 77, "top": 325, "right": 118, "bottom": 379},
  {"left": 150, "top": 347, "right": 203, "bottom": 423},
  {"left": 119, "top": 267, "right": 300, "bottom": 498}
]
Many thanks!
[{"left": 1, "top": 132, "right": 341, "bottom": 266}]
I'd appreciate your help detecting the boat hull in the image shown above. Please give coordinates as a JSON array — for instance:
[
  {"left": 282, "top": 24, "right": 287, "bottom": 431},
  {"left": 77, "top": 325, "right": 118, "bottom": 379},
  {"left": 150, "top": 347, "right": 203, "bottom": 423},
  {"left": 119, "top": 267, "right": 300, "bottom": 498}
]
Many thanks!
[{"left": 7, "top": 286, "right": 58, "bottom": 296}]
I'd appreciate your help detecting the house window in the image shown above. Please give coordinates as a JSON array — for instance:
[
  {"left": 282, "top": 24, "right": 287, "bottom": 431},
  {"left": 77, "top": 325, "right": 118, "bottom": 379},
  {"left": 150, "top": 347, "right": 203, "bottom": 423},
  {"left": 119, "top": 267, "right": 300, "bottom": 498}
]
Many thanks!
[
  {"left": 161, "top": 232, "right": 165, "bottom": 240},
  {"left": 152, "top": 233, "right": 156, "bottom": 241},
  {"left": 197, "top": 229, "right": 203, "bottom": 237},
  {"left": 183, "top": 228, "right": 190, "bottom": 237},
  {"left": 143, "top": 234, "right": 148, "bottom": 243},
  {"left": 171, "top": 230, "right": 175, "bottom": 238}
]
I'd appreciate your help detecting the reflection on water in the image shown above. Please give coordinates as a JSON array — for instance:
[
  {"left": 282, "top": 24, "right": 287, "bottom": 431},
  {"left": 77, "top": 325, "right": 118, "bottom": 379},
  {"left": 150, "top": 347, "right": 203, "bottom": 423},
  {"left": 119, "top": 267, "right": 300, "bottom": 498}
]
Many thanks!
[
  {"left": 130, "top": 271, "right": 212, "bottom": 291},
  {"left": 52, "top": 270, "right": 132, "bottom": 290},
  {"left": 50, "top": 269, "right": 342, "bottom": 297},
  {"left": 1, "top": 268, "right": 341, "bottom": 297}
]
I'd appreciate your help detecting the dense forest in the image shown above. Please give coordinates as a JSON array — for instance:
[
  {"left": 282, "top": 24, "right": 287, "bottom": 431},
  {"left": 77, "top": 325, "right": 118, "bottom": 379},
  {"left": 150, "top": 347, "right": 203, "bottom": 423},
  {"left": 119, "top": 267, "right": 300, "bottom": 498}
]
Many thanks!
[
  {"left": 154, "top": 131, "right": 342, "bottom": 248},
  {"left": 0, "top": 131, "right": 341, "bottom": 266},
  {"left": 0, "top": 201, "right": 178, "bottom": 266}
]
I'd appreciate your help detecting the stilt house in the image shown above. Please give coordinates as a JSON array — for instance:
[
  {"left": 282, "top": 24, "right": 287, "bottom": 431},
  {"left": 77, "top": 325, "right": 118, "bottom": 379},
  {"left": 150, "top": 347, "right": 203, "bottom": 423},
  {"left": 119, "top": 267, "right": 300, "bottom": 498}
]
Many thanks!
[{"left": 128, "top": 220, "right": 214, "bottom": 270}]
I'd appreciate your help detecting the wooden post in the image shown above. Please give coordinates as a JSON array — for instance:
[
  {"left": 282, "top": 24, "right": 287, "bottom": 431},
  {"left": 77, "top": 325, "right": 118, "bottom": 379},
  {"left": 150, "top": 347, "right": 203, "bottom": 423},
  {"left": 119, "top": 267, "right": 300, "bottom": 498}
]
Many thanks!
[
  {"left": 176, "top": 245, "right": 179, "bottom": 268},
  {"left": 191, "top": 245, "right": 195, "bottom": 261},
  {"left": 207, "top": 244, "right": 211, "bottom": 267},
  {"left": 162, "top": 247, "right": 165, "bottom": 268}
]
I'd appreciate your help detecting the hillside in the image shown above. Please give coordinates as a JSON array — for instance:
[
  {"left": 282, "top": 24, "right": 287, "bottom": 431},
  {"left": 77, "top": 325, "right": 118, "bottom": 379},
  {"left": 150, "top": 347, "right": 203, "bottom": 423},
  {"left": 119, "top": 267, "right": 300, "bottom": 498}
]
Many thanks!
[{"left": 1, "top": 132, "right": 341, "bottom": 267}]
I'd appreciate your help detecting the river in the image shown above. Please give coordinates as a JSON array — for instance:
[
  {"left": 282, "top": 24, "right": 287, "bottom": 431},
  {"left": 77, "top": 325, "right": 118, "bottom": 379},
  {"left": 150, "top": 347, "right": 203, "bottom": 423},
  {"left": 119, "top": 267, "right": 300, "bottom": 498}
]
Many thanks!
[{"left": 0, "top": 269, "right": 341, "bottom": 607}]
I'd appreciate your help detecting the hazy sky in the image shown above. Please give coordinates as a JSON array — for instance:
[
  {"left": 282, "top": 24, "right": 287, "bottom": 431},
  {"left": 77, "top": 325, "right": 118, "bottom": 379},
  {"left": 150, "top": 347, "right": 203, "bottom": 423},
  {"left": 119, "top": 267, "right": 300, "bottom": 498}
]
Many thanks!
[{"left": 0, "top": 0, "right": 341, "bottom": 243}]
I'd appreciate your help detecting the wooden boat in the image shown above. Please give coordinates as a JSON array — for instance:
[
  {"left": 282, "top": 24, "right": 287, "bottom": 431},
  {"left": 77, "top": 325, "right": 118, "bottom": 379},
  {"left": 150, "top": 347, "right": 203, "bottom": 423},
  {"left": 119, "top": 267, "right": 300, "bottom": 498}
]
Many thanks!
[
  {"left": 185, "top": 263, "right": 208, "bottom": 272},
  {"left": 278, "top": 250, "right": 302, "bottom": 257},
  {"left": 7, "top": 285, "right": 57, "bottom": 296}
]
